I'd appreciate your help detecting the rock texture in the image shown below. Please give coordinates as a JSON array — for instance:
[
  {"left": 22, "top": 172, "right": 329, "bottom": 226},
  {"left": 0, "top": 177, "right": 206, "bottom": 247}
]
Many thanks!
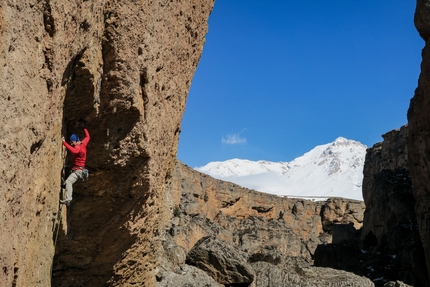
[
  {"left": 251, "top": 261, "right": 375, "bottom": 287},
  {"left": 0, "top": 1, "right": 214, "bottom": 286},
  {"left": 409, "top": 1, "right": 430, "bottom": 285},
  {"left": 186, "top": 236, "right": 255, "bottom": 285}
]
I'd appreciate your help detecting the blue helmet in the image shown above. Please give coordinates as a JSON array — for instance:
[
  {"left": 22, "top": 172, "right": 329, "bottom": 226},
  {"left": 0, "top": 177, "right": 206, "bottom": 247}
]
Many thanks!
[{"left": 69, "top": 134, "right": 80, "bottom": 142}]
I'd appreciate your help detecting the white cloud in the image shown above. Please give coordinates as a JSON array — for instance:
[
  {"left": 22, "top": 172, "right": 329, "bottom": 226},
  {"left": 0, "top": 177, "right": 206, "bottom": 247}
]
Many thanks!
[{"left": 222, "top": 133, "right": 247, "bottom": 145}]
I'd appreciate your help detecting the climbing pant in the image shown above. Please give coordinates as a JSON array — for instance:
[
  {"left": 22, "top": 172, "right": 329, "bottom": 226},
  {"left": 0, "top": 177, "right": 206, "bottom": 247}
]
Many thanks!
[{"left": 64, "top": 170, "right": 83, "bottom": 201}]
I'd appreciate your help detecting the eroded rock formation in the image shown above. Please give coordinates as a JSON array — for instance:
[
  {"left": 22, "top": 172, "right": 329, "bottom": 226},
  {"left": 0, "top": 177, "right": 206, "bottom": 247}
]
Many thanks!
[
  {"left": 0, "top": 1, "right": 214, "bottom": 286},
  {"left": 310, "top": 2, "right": 430, "bottom": 285}
]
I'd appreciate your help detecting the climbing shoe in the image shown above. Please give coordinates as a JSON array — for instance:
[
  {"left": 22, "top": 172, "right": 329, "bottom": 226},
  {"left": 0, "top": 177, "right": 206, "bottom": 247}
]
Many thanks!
[{"left": 60, "top": 199, "right": 71, "bottom": 206}]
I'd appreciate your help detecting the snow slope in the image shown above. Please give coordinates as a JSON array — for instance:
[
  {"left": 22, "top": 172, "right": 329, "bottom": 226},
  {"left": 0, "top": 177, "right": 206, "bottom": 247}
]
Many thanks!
[{"left": 195, "top": 137, "right": 367, "bottom": 201}]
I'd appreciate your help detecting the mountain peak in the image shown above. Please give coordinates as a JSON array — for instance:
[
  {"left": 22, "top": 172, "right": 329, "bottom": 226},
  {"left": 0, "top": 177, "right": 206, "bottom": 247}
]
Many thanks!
[
  {"left": 195, "top": 137, "right": 367, "bottom": 201},
  {"left": 331, "top": 137, "right": 365, "bottom": 147},
  {"left": 334, "top": 136, "right": 348, "bottom": 142}
]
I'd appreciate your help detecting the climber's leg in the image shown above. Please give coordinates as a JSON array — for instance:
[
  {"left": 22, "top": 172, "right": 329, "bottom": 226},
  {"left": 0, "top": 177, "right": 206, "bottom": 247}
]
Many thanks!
[{"left": 62, "top": 170, "right": 82, "bottom": 204}]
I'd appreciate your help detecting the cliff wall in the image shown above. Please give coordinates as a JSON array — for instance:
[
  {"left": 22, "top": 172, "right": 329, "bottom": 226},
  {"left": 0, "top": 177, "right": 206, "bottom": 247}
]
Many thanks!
[
  {"left": 361, "top": 126, "right": 427, "bottom": 286},
  {"left": 0, "top": 1, "right": 214, "bottom": 286},
  {"left": 306, "top": 2, "right": 430, "bottom": 284},
  {"left": 312, "top": 127, "right": 427, "bottom": 286},
  {"left": 409, "top": 1, "right": 430, "bottom": 285}
]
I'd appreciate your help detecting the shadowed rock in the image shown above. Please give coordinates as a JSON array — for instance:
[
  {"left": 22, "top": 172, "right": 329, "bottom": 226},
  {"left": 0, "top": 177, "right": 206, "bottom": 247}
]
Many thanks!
[{"left": 186, "top": 236, "right": 255, "bottom": 285}]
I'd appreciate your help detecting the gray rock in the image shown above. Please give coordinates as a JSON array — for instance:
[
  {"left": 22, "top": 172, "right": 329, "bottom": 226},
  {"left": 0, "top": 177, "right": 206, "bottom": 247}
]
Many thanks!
[
  {"left": 384, "top": 281, "right": 413, "bottom": 287},
  {"left": 252, "top": 261, "right": 375, "bottom": 287},
  {"left": 156, "top": 264, "right": 223, "bottom": 287},
  {"left": 186, "top": 236, "right": 255, "bottom": 285}
]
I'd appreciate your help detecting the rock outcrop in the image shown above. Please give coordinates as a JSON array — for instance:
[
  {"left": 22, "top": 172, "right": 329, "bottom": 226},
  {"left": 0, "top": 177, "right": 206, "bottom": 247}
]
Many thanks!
[
  {"left": 314, "top": 126, "right": 428, "bottom": 287},
  {"left": 186, "top": 236, "right": 255, "bottom": 285},
  {"left": 409, "top": 1, "right": 430, "bottom": 285},
  {"left": 361, "top": 126, "right": 427, "bottom": 287},
  {"left": 0, "top": 1, "right": 214, "bottom": 286}
]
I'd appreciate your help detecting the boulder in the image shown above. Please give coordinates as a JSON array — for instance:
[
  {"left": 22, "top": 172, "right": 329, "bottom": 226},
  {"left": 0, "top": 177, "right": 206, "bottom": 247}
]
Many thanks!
[
  {"left": 252, "top": 261, "right": 375, "bottom": 287},
  {"left": 186, "top": 236, "right": 255, "bottom": 285},
  {"left": 156, "top": 265, "right": 223, "bottom": 287}
]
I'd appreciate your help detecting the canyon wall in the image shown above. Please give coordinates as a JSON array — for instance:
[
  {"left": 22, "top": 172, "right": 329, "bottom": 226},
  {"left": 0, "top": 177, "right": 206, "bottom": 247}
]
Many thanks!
[
  {"left": 361, "top": 126, "right": 427, "bottom": 286},
  {"left": 314, "top": 1, "right": 430, "bottom": 285},
  {"left": 312, "top": 127, "right": 427, "bottom": 286},
  {"left": 409, "top": 1, "right": 430, "bottom": 285},
  {"left": 0, "top": 1, "right": 214, "bottom": 286}
]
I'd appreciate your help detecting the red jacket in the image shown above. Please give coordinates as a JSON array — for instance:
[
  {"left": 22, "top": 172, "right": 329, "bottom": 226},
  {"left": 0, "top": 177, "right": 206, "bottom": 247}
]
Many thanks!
[{"left": 63, "top": 128, "right": 90, "bottom": 170}]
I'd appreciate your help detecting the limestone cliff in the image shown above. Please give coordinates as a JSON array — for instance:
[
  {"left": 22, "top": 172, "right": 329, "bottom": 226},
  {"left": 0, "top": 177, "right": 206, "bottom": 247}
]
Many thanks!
[
  {"left": 0, "top": 1, "right": 214, "bottom": 286},
  {"left": 311, "top": 1, "right": 430, "bottom": 285}
]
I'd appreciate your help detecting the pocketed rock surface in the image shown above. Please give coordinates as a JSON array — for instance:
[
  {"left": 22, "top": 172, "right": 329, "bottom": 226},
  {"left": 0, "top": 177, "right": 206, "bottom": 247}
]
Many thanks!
[{"left": 0, "top": 1, "right": 214, "bottom": 286}]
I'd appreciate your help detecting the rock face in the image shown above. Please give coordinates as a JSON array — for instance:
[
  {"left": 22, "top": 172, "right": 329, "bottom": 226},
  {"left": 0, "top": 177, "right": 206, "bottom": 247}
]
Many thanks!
[
  {"left": 0, "top": 1, "right": 214, "bottom": 286},
  {"left": 310, "top": 2, "right": 430, "bottom": 286},
  {"left": 361, "top": 126, "right": 429, "bottom": 286},
  {"left": 314, "top": 126, "right": 428, "bottom": 287},
  {"left": 361, "top": 126, "right": 426, "bottom": 287},
  {"left": 409, "top": 1, "right": 430, "bottom": 285}
]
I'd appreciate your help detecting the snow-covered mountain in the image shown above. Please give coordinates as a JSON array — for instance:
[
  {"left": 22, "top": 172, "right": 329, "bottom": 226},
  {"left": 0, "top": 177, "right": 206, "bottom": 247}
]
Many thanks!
[{"left": 195, "top": 137, "right": 367, "bottom": 201}]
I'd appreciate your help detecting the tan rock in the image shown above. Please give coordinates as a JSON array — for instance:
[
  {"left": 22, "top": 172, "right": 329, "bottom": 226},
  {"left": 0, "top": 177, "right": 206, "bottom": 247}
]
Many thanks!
[{"left": 0, "top": 0, "right": 214, "bottom": 286}]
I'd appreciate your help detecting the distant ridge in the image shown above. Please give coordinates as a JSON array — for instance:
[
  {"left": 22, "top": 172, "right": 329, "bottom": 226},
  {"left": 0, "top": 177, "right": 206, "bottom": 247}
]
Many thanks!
[{"left": 195, "top": 137, "right": 367, "bottom": 201}]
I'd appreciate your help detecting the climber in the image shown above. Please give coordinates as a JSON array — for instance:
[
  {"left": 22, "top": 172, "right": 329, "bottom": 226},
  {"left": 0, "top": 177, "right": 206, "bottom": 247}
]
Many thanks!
[{"left": 60, "top": 120, "right": 90, "bottom": 205}]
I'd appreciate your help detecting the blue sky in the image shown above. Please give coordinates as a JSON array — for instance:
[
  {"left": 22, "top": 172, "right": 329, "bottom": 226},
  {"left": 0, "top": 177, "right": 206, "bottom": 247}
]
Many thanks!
[{"left": 177, "top": 1, "right": 424, "bottom": 168}]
